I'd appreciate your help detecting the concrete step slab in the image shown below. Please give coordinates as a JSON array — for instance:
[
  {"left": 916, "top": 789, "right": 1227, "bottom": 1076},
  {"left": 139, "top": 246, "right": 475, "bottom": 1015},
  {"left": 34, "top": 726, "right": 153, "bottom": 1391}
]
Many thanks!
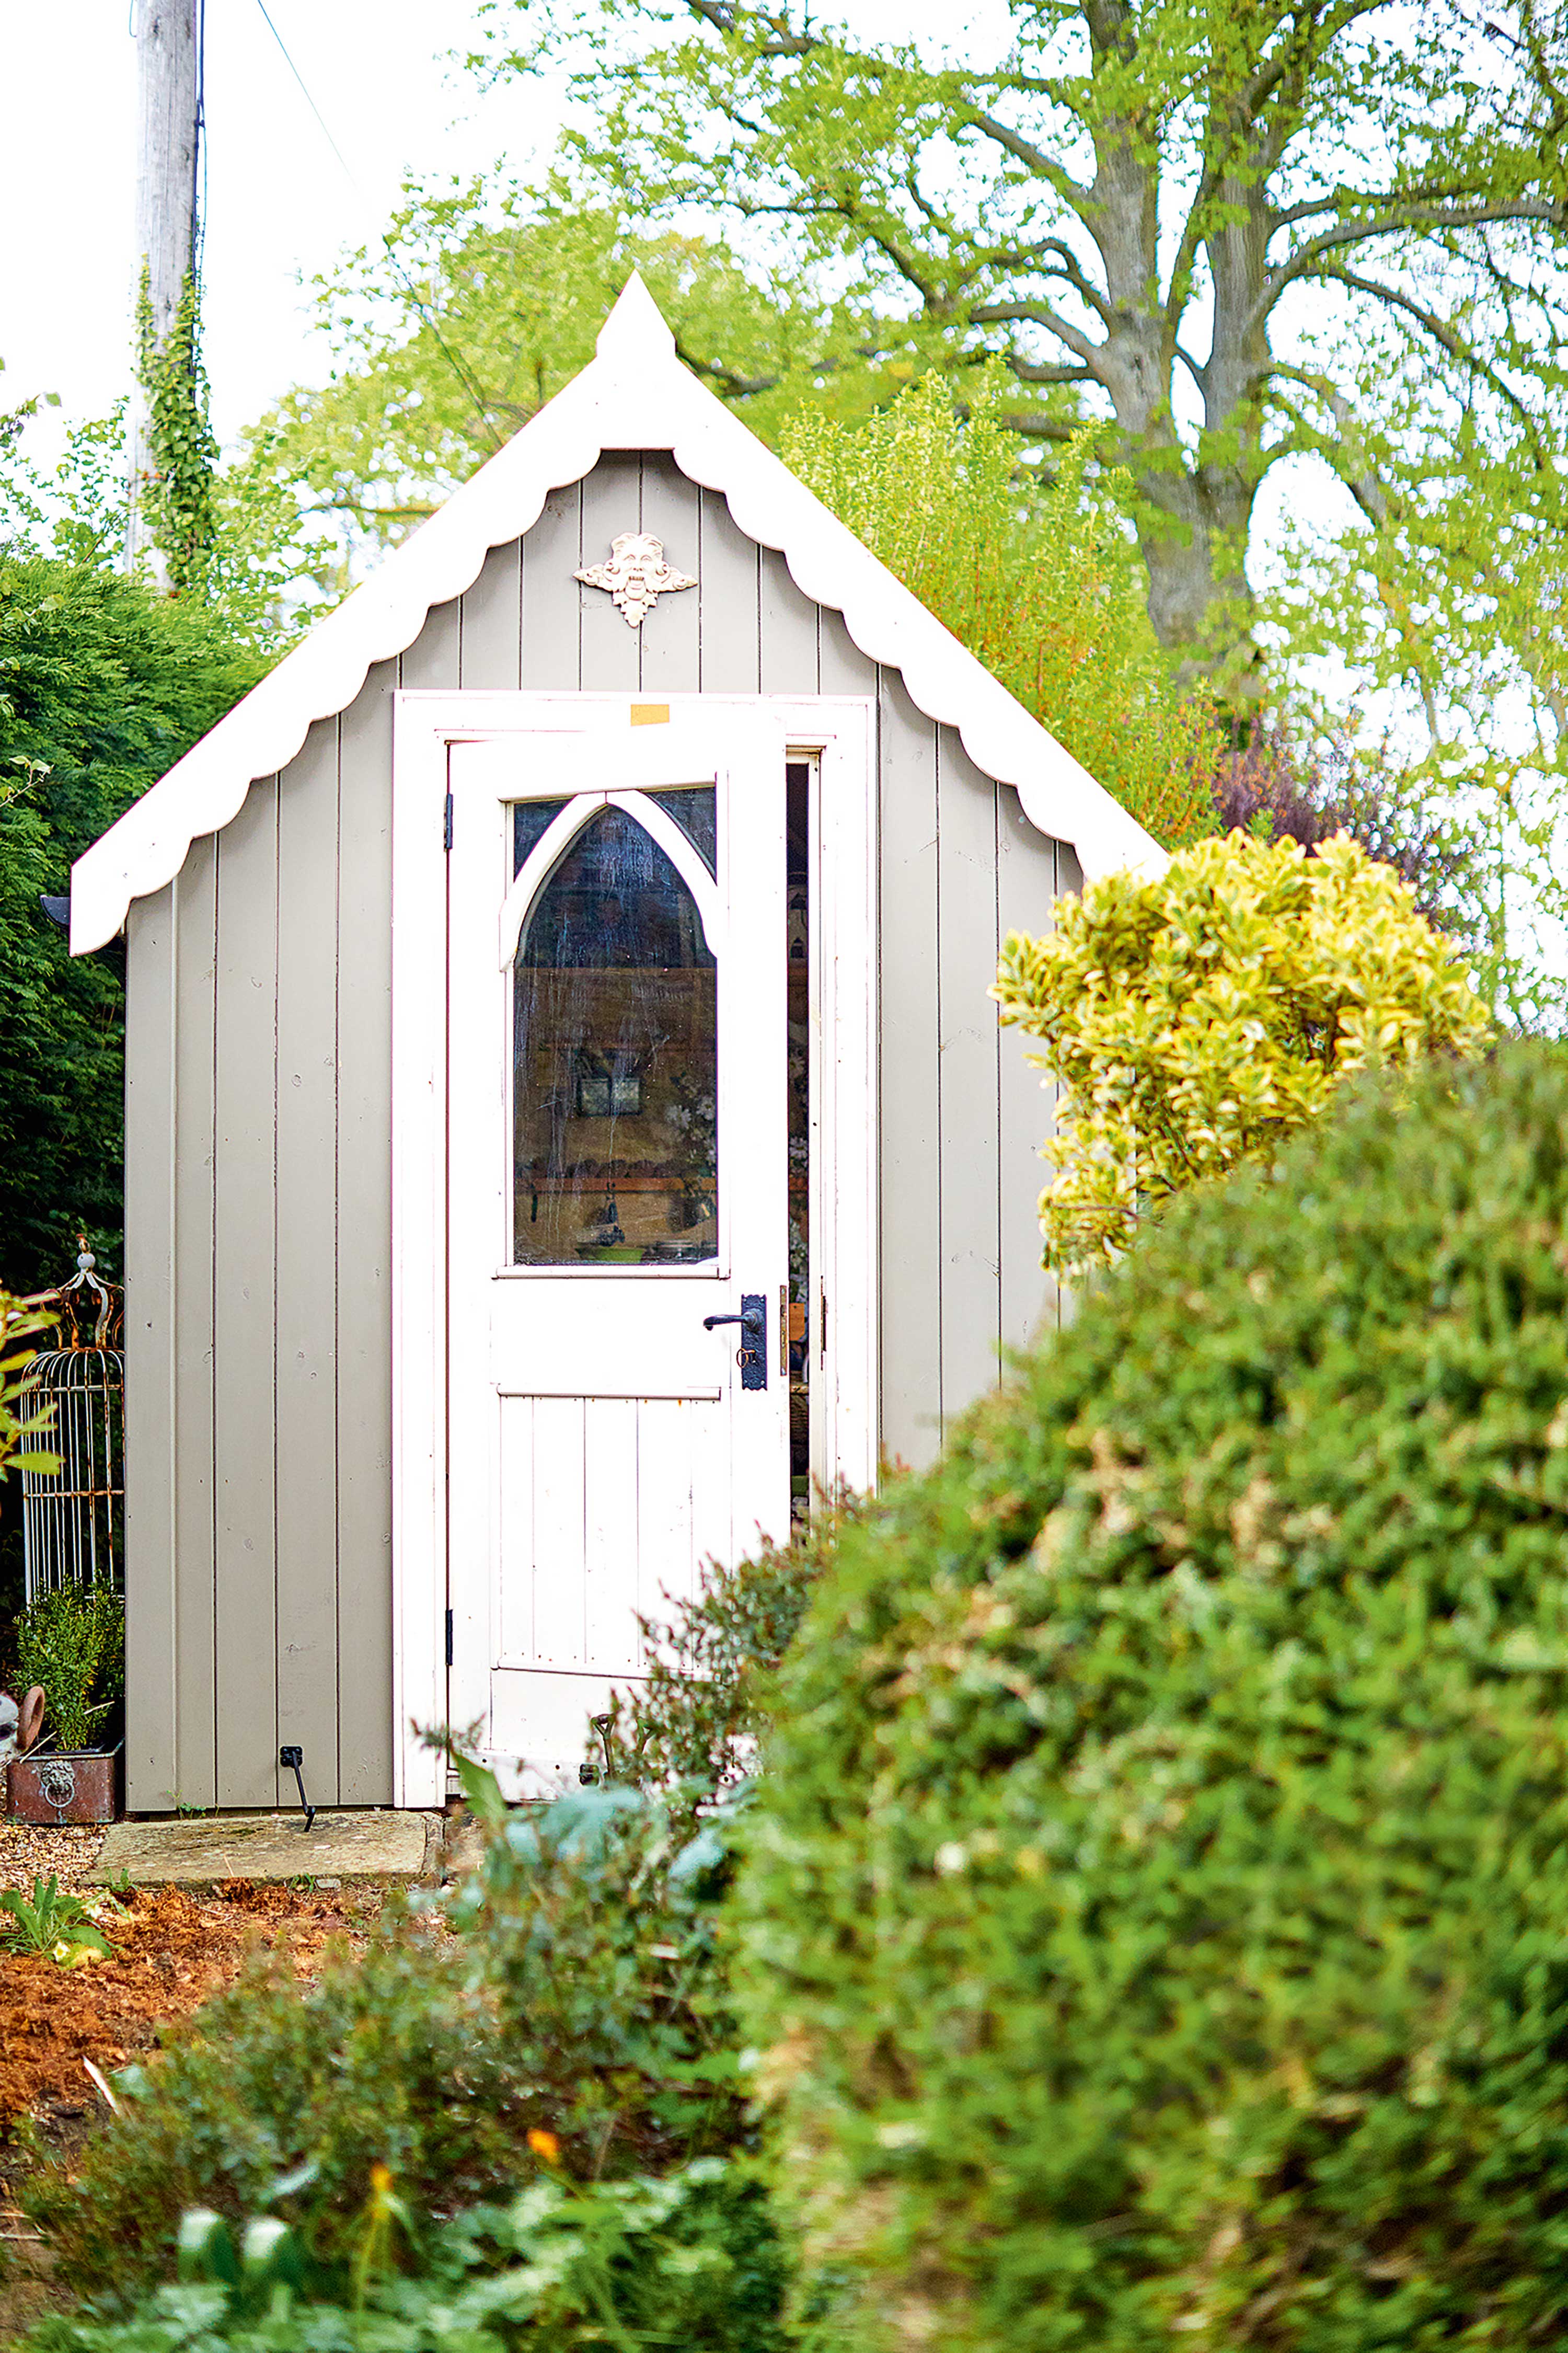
[{"left": 93, "top": 1809, "right": 443, "bottom": 1888}]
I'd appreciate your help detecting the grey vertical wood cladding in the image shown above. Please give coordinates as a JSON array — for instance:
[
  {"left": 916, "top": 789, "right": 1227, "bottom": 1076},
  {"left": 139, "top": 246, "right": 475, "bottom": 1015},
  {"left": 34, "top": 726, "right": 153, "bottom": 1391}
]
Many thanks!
[
  {"left": 335, "top": 663, "right": 396, "bottom": 1803},
  {"left": 877, "top": 673, "right": 944, "bottom": 1472},
  {"left": 274, "top": 724, "right": 341, "bottom": 1802},
  {"left": 171, "top": 840, "right": 218, "bottom": 1805},
  {"left": 936, "top": 734, "right": 1005, "bottom": 1421},
  {"left": 460, "top": 542, "right": 522, "bottom": 690},
  {"left": 638, "top": 461, "right": 700, "bottom": 695},
  {"left": 123, "top": 885, "right": 178, "bottom": 1808},
  {"left": 693, "top": 490, "right": 760, "bottom": 694},
  {"left": 213, "top": 776, "right": 280, "bottom": 1808},
  {"left": 580, "top": 455, "right": 644, "bottom": 696},
  {"left": 123, "top": 448, "right": 1077, "bottom": 1808}
]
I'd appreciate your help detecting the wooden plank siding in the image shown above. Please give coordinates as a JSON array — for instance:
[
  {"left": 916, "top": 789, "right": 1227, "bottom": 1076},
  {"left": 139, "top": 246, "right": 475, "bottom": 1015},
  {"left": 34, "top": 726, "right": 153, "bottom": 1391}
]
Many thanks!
[
  {"left": 122, "top": 882, "right": 178, "bottom": 1809},
  {"left": 335, "top": 663, "right": 397, "bottom": 1801},
  {"left": 212, "top": 776, "right": 281, "bottom": 1808},
  {"left": 123, "top": 447, "right": 1071, "bottom": 1809},
  {"left": 171, "top": 840, "right": 218, "bottom": 1803}
]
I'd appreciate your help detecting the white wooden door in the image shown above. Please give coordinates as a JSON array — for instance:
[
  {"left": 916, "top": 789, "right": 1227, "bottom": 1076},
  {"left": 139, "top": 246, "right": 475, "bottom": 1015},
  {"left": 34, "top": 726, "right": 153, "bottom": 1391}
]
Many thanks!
[{"left": 445, "top": 717, "right": 790, "bottom": 1788}]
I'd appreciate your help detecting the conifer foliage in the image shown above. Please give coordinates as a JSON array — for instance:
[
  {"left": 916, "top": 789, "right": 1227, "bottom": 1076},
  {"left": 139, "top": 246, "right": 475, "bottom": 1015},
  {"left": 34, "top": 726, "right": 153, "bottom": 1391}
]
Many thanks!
[{"left": 0, "top": 552, "right": 261, "bottom": 1291}]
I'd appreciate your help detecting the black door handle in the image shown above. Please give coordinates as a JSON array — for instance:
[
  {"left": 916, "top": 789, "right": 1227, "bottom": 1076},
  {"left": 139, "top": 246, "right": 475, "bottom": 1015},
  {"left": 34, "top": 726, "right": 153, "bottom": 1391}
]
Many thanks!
[{"left": 702, "top": 1294, "right": 767, "bottom": 1389}]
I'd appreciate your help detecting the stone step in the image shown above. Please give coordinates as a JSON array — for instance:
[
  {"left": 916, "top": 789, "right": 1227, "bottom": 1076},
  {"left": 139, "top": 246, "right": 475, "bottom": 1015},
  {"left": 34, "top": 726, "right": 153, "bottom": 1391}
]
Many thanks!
[{"left": 92, "top": 1809, "right": 444, "bottom": 1888}]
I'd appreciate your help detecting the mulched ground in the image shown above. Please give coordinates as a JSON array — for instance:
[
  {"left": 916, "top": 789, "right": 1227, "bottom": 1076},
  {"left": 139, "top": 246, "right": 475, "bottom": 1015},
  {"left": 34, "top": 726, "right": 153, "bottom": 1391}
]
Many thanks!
[
  {"left": 0, "top": 1824, "right": 401, "bottom": 2331},
  {"left": 0, "top": 1877, "right": 381, "bottom": 2125}
]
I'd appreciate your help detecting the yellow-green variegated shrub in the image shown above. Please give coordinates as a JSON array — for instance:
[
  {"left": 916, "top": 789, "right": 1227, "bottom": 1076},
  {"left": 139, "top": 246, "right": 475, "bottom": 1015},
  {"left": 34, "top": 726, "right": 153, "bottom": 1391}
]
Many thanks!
[{"left": 994, "top": 828, "right": 1489, "bottom": 1276}]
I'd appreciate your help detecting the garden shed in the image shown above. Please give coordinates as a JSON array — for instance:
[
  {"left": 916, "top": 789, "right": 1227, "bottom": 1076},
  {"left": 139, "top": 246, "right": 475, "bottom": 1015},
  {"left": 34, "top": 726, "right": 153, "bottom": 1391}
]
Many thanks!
[{"left": 72, "top": 276, "right": 1163, "bottom": 1816}]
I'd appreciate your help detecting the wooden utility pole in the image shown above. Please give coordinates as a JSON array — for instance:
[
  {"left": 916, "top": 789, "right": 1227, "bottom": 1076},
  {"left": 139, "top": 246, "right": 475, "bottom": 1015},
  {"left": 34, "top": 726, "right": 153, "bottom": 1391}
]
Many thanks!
[{"left": 128, "top": 0, "right": 201, "bottom": 567}]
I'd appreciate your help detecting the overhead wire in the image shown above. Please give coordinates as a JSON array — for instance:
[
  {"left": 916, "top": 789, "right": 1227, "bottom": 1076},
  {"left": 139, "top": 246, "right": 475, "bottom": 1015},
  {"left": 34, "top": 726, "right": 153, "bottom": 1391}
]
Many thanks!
[{"left": 248, "top": 0, "right": 504, "bottom": 447}]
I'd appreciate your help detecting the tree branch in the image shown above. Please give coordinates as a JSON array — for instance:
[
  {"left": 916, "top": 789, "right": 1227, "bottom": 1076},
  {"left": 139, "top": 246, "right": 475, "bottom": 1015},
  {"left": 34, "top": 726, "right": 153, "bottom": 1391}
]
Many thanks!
[
  {"left": 962, "top": 106, "right": 1098, "bottom": 223},
  {"left": 1266, "top": 196, "right": 1568, "bottom": 304},
  {"left": 1000, "top": 350, "right": 1097, "bottom": 387},
  {"left": 679, "top": 0, "right": 816, "bottom": 58},
  {"left": 970, "top": 296, "right": 1101, "bottom": 368},
  {"left": 1268, "top": 362, "right": 1442, "bottom": 743},
  {"left": 1319, "top": 264, "right": 1553, "bottom": 466},
  {"left": 998, "top": 407, "right": 1080, "bottom": 443}
]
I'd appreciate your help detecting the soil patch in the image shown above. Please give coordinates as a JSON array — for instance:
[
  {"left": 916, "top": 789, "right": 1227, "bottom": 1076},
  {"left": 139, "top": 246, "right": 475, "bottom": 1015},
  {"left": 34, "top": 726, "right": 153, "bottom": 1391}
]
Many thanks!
[
  {"left": 0, "top": 1834, "right": 396, "bottom": 2335},
  {"left": 0, "top": 1877, "right": 381, "bottom": 2127}
]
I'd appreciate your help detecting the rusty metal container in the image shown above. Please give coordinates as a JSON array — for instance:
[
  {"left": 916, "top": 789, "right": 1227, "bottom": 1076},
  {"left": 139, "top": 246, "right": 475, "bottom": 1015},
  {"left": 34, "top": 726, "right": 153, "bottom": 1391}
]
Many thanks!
[{"left": 7, "top": 1746, "right": 120, "bottom": 1825}]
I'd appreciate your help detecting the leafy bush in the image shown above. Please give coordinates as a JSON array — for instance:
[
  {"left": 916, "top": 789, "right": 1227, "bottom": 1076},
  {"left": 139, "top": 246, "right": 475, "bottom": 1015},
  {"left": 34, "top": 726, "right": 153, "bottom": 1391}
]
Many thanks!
[
  {"left": 738, "top": 1042, "right": 1568, "bottom": 2351},
  {"left": 0, "top": 1875, "right": 113, "bottom": 1962},
  {"left": 783, "top": 386, "right": 1219, "bottom": 848},
  {"left": 28, "top": 2160, "right": 792, "bottom": 2352},
  {"left": 1209, "top": 720, "right": 1480, "bottom": 930},
  {"left": 601, "top": 1500, "right": 859, "bottom": 1812},
  {"left": 994, "top": 827, "right": 1490, "bottom": 1275},
  {"left": 21, "top": 1519, "right": 831, "bottom": 2319},
  {"left": 16, "top": 1581, "right": 123, "bottom": 1751}
]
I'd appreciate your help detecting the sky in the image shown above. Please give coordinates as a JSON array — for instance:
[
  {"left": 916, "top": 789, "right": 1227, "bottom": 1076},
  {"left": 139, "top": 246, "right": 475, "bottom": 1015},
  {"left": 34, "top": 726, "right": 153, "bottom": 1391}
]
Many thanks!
[
  {"left": 1, "top": 0, "right": 568, "bottom": 458},
  {"left": 2, "top": 0, "right": 1020, "bottom": 462}
]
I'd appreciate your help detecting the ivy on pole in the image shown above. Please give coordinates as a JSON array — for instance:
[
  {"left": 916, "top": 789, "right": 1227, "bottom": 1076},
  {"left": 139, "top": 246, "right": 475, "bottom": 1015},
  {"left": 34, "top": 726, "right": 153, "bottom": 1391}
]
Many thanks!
[{"left": 134, "top": 265, "right": 217, "bottom": 596}]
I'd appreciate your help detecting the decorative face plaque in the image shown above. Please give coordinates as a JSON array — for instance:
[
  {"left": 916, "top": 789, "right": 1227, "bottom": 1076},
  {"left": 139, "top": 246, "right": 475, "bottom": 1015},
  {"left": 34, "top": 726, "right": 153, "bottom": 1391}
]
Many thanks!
[{"left": 576, "top": 532, "right": 697, "bottom": 628}]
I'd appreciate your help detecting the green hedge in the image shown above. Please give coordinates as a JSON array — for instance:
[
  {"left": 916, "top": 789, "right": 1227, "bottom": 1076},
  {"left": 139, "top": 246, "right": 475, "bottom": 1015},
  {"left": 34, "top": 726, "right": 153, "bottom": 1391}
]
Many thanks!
[{"left": 739, "top": 1044, "right": 1568, "bottom": 2350}]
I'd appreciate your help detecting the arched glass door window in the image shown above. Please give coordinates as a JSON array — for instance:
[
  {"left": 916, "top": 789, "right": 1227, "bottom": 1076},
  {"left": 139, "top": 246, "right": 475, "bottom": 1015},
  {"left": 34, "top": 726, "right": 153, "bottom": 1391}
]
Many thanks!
[{"left": 510, "top": 796, "right": 719, "bottom": 1266}]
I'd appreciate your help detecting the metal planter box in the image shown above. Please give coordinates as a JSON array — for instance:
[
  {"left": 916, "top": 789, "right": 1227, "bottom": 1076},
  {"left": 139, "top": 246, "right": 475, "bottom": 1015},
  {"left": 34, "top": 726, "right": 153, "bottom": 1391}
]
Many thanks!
[{"left": 7, "top": 1745, "right": 120, "bottom": 1825}]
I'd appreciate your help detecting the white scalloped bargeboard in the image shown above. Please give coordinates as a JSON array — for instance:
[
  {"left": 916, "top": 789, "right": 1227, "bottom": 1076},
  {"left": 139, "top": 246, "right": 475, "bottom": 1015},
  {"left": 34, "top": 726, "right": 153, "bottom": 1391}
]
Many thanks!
[{"left": 69, "top": 275, "right": 1165, "bottom": 956}]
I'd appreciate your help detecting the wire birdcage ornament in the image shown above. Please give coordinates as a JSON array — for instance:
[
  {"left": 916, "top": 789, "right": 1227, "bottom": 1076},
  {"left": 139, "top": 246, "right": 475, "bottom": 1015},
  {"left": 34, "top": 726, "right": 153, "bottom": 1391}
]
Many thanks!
[{"left": 20, "top": 1241, "right": 124, "bottom": 1605}]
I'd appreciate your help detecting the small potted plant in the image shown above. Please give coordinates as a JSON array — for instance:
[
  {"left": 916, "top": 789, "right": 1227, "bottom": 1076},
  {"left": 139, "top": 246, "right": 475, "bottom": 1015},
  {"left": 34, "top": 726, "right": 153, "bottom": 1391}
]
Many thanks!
[{"left": 7, "top": 1581, "right": 124, "bottom": 1823}]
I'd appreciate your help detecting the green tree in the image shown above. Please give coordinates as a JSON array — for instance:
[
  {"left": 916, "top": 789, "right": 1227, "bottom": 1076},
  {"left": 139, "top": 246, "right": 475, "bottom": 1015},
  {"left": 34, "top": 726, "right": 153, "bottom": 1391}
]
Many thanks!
[
  {"left": 1264, "top": 285, "right": 1568, "bottom": 1026},
  {"left": 474, "top": 0, "right": 1568, "bottom": 710},
  {"left": 233, "top": 199, "right": 854, "bottom": 590},
  {"left": 0, "top": 550, "right": 263, "bottom": 1293}
]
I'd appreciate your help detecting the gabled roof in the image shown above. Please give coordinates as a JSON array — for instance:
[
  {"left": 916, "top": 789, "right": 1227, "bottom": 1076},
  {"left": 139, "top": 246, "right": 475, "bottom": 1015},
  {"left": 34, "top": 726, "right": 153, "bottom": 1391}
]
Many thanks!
[{"left": 71, "top": 276, "right": 1166, "bottom": 953}]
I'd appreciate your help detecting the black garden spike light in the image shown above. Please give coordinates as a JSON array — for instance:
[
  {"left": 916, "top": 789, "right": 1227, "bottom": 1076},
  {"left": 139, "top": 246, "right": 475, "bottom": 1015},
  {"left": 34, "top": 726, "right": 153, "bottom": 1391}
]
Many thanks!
[{"left": 279, "top": 1744, "right": 316, "bottom": 1832}]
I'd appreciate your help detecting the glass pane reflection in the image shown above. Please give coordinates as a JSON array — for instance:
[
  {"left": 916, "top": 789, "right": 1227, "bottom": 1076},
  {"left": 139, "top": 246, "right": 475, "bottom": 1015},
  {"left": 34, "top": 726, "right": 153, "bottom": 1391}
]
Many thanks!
[
  {"left": 513, "top": 788, "right": 716, "bottom": 878},
  {"left": 513, "top": 799, "right": 569, "bottom": 874},
  {"left": 513, "top": 806, "right": 718, "bottom": 1266},
  {"left": 656, "top": 787, "right": 717, "bottom": 876}
]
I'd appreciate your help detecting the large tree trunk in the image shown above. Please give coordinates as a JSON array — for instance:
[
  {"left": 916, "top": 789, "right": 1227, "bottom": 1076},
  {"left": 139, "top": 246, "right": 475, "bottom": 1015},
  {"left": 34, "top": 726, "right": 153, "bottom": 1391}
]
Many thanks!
[
  {"left": 1132, "top": 465, "right": 1264, "bottom": 715},
  {"left": 1075, "top": 51, "right": 1273, "bottom": 725}
]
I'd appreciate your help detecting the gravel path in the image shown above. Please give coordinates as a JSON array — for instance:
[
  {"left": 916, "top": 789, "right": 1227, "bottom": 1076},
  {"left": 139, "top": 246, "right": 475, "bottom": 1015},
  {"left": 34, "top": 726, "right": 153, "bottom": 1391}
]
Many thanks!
[{"left": 0, "top": 1822, "right": 106, "bottom": 1895}]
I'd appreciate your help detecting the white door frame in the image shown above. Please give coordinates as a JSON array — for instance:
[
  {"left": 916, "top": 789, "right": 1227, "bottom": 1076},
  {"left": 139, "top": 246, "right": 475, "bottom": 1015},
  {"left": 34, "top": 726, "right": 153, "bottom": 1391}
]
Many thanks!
[{"left": 388, "top": 690, "right": 878, "bottom": 1806}]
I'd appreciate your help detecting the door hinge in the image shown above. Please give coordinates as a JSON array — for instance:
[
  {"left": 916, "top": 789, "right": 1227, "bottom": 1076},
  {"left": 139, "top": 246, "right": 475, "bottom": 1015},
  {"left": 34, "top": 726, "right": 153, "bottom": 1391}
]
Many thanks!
[
  {"left": 443, "top": 791, "right": 454, "bottom": 852},
  {"left": 444, "top": 1608, "right": 454, "bottom": 1668},
  {"left": 820, "top": 1288, "right": 829, "bottom": 1367}
]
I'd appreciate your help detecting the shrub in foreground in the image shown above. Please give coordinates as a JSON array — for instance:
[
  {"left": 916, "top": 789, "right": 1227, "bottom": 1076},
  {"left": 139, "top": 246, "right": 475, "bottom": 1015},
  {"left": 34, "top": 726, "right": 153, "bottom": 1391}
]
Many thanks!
[
  {"left": 22, "top": 1921, "right": 514, "bottom": 2301},
  {"left": 30, "top": 2161, "right": 791, "bottom": 2352},
  {"left": 740, "top": 1044, "right": 1568, "bottom": 2350},
  {"left": 19, "top": 1516, "right": 835, "bottom": 2323}
]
